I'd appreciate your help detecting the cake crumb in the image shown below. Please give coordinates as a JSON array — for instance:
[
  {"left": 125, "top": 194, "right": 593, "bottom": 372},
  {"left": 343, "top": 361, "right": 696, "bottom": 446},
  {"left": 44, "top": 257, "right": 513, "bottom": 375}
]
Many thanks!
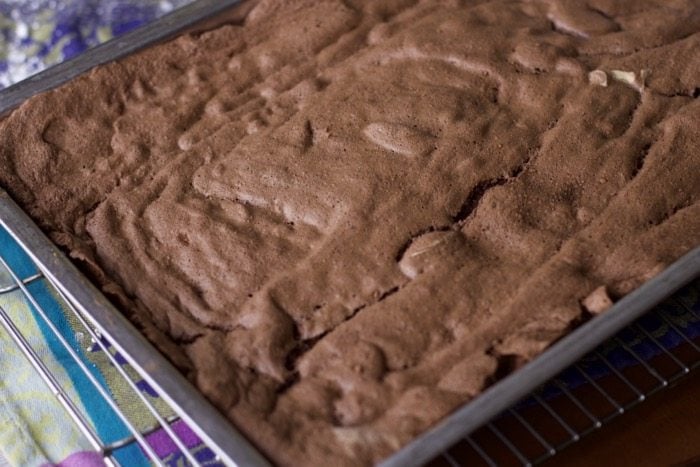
[
  {"left": 582, "top": 286, "right": 614, "bottom": 315},
  {"left": 610, "top": 69, "right": 649, "bottom": 92},
  {"left": 588, "top": 69, "right": 608, "bottom": 87}
]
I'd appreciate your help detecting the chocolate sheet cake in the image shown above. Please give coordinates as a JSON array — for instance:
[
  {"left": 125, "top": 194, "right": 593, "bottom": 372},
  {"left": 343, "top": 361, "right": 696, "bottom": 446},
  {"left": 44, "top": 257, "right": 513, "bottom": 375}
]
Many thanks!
[{"left": 1, "top": 0, "right": 700, "bottom": 464}]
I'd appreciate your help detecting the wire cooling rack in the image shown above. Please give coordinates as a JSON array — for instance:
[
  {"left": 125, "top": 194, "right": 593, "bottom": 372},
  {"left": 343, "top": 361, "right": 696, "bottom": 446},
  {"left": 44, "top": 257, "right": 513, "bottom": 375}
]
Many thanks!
[
  {"left": 0, "top": 216, "right": 698, "bottom": 466},
  {"left": 428, "top": 279, "right": 700, "bottom": 466},
  {"left": 0, "top": 234, "right": 224, "bottom": 466}
]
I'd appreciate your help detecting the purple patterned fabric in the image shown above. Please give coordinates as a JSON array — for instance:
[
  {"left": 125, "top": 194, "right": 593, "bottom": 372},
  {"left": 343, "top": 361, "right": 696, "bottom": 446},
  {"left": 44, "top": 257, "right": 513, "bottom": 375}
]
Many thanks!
[
  {"left": 43, "top": 451, "right": 105, "bottom": 467},
  {"left": 0, "top": 0, "right": 192, "bottom": 88}
]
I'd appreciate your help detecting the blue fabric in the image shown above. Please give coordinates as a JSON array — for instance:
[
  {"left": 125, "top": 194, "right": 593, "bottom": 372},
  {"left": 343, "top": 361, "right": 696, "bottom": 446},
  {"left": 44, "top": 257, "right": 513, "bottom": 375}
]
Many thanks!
[
  {"left": 0, "top": 229, "right": 148, "bottom": 466},
  {"left": 0, "top": 228, "right": 38, "bottom": 279},
  {"left": 24, "top": 280, "right": 147, "bottom": 466}
]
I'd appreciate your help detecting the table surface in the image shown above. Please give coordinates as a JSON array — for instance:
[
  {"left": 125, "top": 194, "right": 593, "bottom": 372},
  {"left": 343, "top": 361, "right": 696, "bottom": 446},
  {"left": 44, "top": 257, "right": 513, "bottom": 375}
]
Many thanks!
[{"left": 552, "top": 371, "right": 700, "bottom": 467}]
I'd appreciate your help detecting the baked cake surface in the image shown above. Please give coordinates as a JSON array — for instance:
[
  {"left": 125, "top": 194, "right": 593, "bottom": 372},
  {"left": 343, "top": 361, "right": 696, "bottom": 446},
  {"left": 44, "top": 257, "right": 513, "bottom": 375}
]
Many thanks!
[{"left": 2, "top": 0, "right": 700, "bottom": 464}]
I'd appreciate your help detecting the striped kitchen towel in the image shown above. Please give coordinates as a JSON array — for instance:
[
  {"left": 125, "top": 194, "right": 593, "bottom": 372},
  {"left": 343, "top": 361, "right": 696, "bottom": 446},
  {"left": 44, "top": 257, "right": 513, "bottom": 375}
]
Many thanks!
[{"left": 0, "top": 226, "right": 221, "bottom": 466}]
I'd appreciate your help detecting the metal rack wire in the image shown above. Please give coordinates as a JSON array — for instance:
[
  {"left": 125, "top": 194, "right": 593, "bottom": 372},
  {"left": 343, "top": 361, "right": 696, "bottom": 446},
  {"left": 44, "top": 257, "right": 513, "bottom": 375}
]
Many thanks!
[
  {"left": 1, "top": 221, "right": 698, "bottom": 466},
  {"left": 428, "top": 281, "right": 700, "bottom": 466},
  {"left": 0, "top": 243, "right": 222, "bottom": 466}
]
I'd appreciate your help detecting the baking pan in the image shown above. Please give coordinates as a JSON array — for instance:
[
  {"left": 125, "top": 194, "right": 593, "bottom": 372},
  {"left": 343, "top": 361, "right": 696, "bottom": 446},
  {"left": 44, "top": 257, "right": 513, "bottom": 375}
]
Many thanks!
[{"left": 1, "top": 1, "right": 699, "bottom": 465}]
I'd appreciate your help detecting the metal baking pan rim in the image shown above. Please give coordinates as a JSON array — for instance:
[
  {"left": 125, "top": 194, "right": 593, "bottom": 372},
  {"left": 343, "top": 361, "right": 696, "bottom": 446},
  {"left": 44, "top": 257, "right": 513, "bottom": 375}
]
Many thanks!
[{"left": 1, "top": 1, "right": 699, "bottom": 465}]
